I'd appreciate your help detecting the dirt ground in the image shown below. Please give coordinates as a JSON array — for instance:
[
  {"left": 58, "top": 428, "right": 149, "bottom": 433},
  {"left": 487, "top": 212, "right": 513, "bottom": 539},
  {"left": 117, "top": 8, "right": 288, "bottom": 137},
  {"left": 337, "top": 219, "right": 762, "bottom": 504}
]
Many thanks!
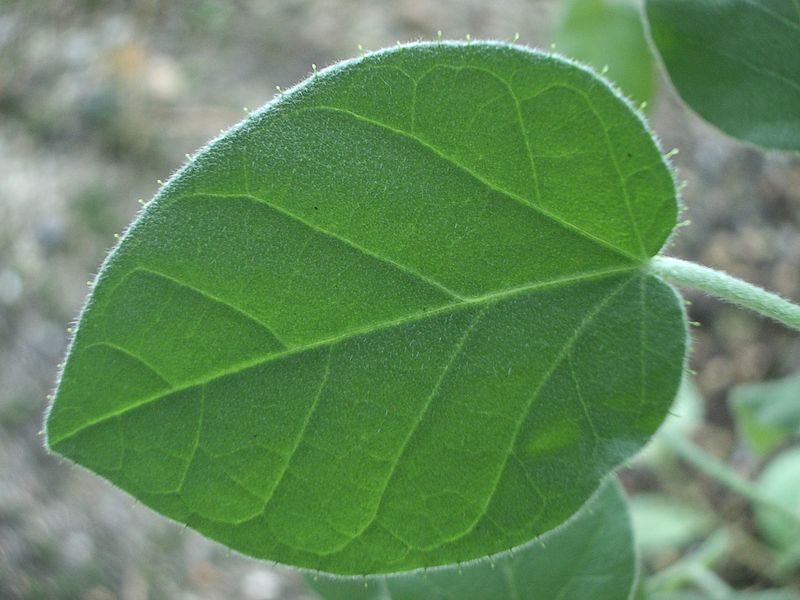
[{"left": 1, "top": 1, "right": 798, "bottom": 599}]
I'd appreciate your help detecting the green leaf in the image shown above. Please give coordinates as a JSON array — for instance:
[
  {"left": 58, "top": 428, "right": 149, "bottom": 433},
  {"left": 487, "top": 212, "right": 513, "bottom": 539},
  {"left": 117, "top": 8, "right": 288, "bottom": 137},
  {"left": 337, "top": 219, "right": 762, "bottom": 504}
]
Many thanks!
[
  {"left": 645, "top": 0, "right": 800, "bottom": 150},
  {"left": 730, "top": 373, "right": 800, "bottom": 457},
  {"left": 45, "top": 42, "right": 687, "bottom": 575},
  {"left": 628, "top": 493, "right": 713, "bottom": 557},
  {"left": 306, "top": 478, "right": 637, "bottom": 599},
  {"left": 635, "top": 376, "right": 703, "bottom": 465},
  {"left": 755, "top": 447, "right": 800, "bottom": 558},
  {"left": 555, "top": 0, "right": 656, "bottom": 106}
]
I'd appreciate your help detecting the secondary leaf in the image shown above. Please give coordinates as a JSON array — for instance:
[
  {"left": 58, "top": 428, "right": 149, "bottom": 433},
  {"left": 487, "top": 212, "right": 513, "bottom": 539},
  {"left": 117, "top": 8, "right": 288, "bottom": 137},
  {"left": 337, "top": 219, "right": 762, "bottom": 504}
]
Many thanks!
[
  {"left": 628, "top": 493, "right": 713, "bottom": 557},
  {"left": 46, "top": 42, "right": 686, "bottom": 575},
  {"left": 645, "top": 0, "right": 800, "bottom": 150},
  {"left": 755, "top": 447, "right": 800, "bottom": 560},
  {"left": 730, "top": 373, "right": 800, "bottom": 457},
  {"left": 555, "top": 0, "right": 656, "bottom": 106},
  {"left": 307, "top": 478, "right": 637, "bottom": 600}
]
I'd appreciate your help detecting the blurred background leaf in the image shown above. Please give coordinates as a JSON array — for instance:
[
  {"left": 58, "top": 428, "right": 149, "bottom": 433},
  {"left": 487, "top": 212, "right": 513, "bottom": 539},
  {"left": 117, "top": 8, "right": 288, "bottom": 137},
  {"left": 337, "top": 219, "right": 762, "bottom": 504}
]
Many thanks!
[
  {"left": 629, "top": 493, "right": 714, "bottom": 558},
  {"left": 553, "top": 0, "right": 655, "bottom": 106},
  {"left": 730, "top": 374, "right": 800, "bottom": 458},
  {"left": 754, "top": 447, "right": 800, "bottom": 570},
  {"left": 644, "top": 0, "right": 800, "bottom": 151}
]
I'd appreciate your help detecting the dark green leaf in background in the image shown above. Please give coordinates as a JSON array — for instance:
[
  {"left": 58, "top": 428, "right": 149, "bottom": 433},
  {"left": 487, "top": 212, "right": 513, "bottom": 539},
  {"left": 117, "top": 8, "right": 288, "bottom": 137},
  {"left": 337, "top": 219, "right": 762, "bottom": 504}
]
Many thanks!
[
  {"left": 46, "top": 42, "right": 686, "bottom": 575},
  {"left": 645, "top": 0, "right": 800, "bottom": 150},
  {"left": 307, "top": 479, "right": 637, "bottom": 600},
  {"left": 555, "top": 0, "right": 656, "bottom": 106}
]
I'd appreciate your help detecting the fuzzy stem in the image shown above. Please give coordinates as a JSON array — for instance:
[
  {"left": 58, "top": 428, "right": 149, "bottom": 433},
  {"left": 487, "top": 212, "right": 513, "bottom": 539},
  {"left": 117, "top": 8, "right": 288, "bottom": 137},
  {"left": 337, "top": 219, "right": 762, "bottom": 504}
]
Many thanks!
[{"left": 649, "top": 256, "right": 800, "bottom": 332}]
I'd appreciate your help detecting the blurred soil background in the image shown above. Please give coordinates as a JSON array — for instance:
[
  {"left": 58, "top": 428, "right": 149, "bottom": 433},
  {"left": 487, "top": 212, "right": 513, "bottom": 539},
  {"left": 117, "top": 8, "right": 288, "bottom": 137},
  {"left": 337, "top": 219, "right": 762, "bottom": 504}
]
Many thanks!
[{"left": 0, "top": 0, "right": 798, "bottom": 599}]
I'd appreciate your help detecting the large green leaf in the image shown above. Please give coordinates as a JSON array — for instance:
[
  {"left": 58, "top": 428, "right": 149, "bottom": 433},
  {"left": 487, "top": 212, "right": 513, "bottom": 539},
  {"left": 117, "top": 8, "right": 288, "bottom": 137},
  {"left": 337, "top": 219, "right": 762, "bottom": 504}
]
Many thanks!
[
  {"left": 555, "top": 0, "right": 656, "bottom": 106},
  {"left": 730, "top": 373, "right": 800, "bottom": 457},
  {"left": 46, "top": 42, "right": 687, "bottom": 575},
  {"left": 645, "top": 0, "right": 800, "bottom": 150},
  {"left": 307, "top": 478, "right": 637, "bottom": 600}
]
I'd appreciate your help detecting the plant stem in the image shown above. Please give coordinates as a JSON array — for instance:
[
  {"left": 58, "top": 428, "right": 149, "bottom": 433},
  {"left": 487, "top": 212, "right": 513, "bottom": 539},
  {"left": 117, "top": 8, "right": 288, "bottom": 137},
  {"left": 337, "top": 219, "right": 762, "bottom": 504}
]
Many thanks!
[{"left": 648, "top": 256, "right": 800, "bottom": 331}]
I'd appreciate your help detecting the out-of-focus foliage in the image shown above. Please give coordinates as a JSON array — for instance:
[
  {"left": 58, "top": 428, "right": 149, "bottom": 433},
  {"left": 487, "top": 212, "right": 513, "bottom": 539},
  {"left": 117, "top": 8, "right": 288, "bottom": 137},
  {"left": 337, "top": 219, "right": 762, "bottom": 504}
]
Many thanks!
[
  {"left": 755, "top": 447, "right": 800, "bottom": 567},
  {"left": 645, "top": 0, "right": 800, "bottom": 150},
  {"left": 628, "top": 493, "right": 713, "bottom": 557},
  {"left": 554, "top": 0, "right": 655, "bottom": 105},
  {"left": 730, "top": 374, "right": 800, "bottom": 457}
]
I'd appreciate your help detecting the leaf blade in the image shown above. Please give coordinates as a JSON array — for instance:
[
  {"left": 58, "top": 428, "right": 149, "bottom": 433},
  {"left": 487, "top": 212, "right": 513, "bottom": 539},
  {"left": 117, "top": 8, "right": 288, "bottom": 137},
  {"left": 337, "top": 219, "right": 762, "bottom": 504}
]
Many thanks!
[
  {"left": 306, "top": 479, "right": 638, "bottom": 600},
  {"left": 645, "top": 0, "right": 800, "bottom": 150},
  {"left": 47, "top": 42, "right": 686, "bottom": 575}
]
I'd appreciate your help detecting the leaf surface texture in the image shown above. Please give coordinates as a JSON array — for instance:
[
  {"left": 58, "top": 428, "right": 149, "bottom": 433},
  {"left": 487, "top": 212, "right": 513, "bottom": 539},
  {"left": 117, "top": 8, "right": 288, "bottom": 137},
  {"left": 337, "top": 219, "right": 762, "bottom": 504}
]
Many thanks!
[
  {"left": 307, "top": 479, "right": 637, "bottom": 599},
  {"left": 47, "top": 42, "right": 686, "bottom": 575}
]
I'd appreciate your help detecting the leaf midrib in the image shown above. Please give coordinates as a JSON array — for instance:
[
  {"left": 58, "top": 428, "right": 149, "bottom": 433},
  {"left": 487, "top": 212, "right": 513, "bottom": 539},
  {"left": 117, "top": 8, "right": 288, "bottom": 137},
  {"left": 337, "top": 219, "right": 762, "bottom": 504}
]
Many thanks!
[{"left": 49, "top": 265, "right": 640, "bottom": 447}]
